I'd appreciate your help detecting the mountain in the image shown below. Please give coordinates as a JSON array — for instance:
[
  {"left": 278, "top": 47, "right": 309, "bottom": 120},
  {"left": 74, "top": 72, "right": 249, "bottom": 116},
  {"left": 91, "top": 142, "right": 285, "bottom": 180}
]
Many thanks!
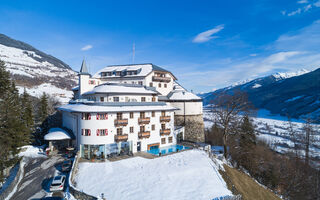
[
  {"left": 201, "top": 69, "right": 320, "bottom": 122},
  {"left": 0, "top": 34, "right": 77, "bottom": 102}
]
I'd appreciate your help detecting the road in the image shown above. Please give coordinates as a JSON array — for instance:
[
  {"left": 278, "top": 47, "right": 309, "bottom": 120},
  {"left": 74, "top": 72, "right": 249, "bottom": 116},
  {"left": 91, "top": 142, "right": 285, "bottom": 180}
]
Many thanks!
[{"left": 10, "top": 155, "right": 68, "bottom": 200}]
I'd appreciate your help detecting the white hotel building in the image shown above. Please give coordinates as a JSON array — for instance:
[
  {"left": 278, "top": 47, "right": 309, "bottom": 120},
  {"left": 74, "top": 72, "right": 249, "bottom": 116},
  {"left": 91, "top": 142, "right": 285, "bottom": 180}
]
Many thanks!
[{"left": 57, "top": 61, "right": 203, "bottom": 159}]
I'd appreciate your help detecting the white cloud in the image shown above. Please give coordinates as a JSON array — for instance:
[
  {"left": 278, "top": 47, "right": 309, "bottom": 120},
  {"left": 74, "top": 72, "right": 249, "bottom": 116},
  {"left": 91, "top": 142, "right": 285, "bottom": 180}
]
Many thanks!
[
  {"left": 285, "top": 0, "right": 320, "bottom": 16},
  {"left": 288, "top": 8, "right": 302, "bottom": 16},
  {"left": 250, "top": 54, "right": 257, "bottom": 57},
  {"left": 314, "top": 0, "right": 320, "bottom": 7},
  {"left": 193, "top": 25, "right": 224, "bottom": 43},
  {"left": 81, "top": 45, "right": 93, "bottom": 51},
  {"left": 178, "top": 20, "right": 320, "bottom": 92},
  {"left": 298, "top": 0, "right": 308, "bottom": 3}
]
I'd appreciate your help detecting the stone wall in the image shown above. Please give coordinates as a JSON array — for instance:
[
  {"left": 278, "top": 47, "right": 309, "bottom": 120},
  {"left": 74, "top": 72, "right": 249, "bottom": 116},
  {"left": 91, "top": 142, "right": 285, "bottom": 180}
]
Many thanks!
[{"left": 175, "top": 114, "right": 205, "bottom": 142}]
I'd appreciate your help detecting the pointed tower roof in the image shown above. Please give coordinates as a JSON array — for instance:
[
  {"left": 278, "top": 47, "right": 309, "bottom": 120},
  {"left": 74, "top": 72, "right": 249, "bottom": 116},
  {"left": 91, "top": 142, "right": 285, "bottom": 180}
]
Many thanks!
[{"left": 79, "top": 59, "right": 90, "bottom": 75}]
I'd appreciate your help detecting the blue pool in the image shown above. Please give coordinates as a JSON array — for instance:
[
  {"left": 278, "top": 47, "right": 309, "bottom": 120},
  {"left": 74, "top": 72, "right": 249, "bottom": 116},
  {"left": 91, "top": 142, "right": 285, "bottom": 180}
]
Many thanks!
[{"left": 147, "top": 144, "right": 190, "bottom": 156}]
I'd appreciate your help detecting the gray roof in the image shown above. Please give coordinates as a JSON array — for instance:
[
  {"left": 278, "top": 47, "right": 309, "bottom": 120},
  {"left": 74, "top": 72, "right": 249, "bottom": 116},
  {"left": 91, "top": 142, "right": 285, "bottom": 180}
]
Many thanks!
[{"left": 80, "top": 59, "right": 90, "bottom": 75}]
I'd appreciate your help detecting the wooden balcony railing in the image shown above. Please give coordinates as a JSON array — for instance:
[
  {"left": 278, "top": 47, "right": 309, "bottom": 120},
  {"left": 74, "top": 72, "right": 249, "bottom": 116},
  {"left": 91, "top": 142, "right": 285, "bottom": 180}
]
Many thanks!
[
  {"left": 160, "top": 129, "right": 171, "bottom": 136},
  {"left": 160, "top": 116, "right": 171, "bottom": 122},
  {"left": 138, "top": 117, "right": 150, "bottom": 124},
  {"left": 114, "top": 134, "right": 128, "bottom": 142},
  {"left": 138, "top": 131, "right": 151, "bottom": 139},
  {"left": 114, "top": 119, "right": 128, "bottom": 127},
  {"left": 152, "top": 76, "right": 171, "bottom": 82}
]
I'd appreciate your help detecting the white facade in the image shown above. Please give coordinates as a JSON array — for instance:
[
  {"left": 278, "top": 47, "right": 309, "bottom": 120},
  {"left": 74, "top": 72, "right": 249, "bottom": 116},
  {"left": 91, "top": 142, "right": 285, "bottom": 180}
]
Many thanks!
[{"left": 62, "top": 62, "right": 202, "bottom": 159}]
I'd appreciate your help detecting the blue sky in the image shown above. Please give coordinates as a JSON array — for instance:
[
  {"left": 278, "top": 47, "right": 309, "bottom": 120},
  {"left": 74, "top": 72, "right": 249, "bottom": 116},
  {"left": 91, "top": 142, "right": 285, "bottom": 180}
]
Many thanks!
[{"left": 0, "top": 0, "right": 320, "bottom": 92}]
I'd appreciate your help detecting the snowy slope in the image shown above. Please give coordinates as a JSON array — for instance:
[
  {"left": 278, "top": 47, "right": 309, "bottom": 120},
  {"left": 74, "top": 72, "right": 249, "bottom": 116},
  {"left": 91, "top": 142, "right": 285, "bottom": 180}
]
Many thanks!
[
  {"left": 75, "top": 150, "right": 232, "bottom": 200},
  {"left": 0, "top": 34, "right": 77, "bottom": 103},
  {"left": 203, "top": 109, "right": 320, "bottom": 167}
]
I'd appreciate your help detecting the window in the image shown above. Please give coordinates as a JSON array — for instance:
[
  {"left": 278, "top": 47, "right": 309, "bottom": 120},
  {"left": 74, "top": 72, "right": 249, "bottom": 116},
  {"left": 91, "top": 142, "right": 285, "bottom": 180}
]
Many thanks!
[
  {"left": 116, "top": 71, "right": 121, "bottom": 76},
  {"left": 117, "top": 113, "right": 122, "bottom": 120},
  {"left": 128, "top": 71, "right": 132, "bottom": 75},
  {"left": 164, "top": 84, "right": 167, "bottom": 88},
  {"left": 149, "top": 82, "right": 153, "bottom": 87},
  {"left": 113, "top": 97, "right": 119, "bottom": 102},
  {"left": 117, "top": 128, "right": 123, "bottom": 135},
  {"left": 97, "top": 129, "right": 108, "bottom": 136},
  {"left": 130, "top": 127, "right": 134, "bottom": 133},
  {"left": 161, "top": 138, "right": 166, "bottom": 144},
  {"left": 141, "top": 97, "right": 146, "bottom": 102},
  {"left": 152, "top": 111, "right": 155, "bottom": 117},
  {"left": 96, "top": 113, "right": 108, "bottom": 120},
  {"left": 158, "top": 83, "right": 161, "bottom": 88},
  {"left": 130, "top": 112, "right": 134, "bottom": 118},
  {"left": 140, "top": 112, "right": 145, "bottom": 118},
  {"left": 140, "top": 126, "right": 145, "bottom": 132},
  {"left": 168, "top": 136, "right": 173, "bottom": 143},
  {"left": 152, "top": 96, "right": 156, "bottom": 102},
  {"left": 138, "top": 81, "right": 143, "bottom": 85},
  {"left": 161, "top": 111, "right": 166, "bottom": 116},
  {"left": 82, "top": 129, "right": 91, "bottom": 136},
  {"left": 82, "top": 113, "right": 91, "bottom": 120},
  {"left": 161, "top": 124, "right": 166, "bottom": 130},
  {"left": 100, "top": 97, "right": 104, "bottom": 102},
  {"left": 152, "top": 124, "right": 155, "bottom": 130}
]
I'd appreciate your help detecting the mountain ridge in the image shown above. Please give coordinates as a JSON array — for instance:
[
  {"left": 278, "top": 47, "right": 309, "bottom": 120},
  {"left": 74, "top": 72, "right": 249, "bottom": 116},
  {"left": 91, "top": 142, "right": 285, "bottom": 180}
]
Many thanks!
[
  {"left": 0, "top": 33, "right": 77, "bottom": 102},
  {"left": 201, "top": 68, "right": 320, "bottom": 122}
]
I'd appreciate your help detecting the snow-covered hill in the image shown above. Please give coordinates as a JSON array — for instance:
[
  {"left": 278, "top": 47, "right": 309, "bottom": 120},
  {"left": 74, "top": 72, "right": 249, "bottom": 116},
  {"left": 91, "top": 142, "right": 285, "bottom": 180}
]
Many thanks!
[
  {"left": 0, "top": 34, "right": 77, "bottom": 103},
  {"left": 201, "top": 68, "right": 320, "bottom": 122}
]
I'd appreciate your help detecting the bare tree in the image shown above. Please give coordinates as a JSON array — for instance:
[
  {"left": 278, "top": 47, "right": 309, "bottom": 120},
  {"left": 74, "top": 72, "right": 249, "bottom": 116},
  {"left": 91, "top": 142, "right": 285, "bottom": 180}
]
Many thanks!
[
  {"left": 301, "top": 119, "right": 317, "bottom": 165},
  {"left": 210, "top": 90, "right": 255, "bottom": 158}
]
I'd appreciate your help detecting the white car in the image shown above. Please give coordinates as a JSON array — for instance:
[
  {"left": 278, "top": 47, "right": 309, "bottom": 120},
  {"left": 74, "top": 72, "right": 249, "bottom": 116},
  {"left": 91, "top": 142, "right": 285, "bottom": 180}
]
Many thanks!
[{"left": 50, "top": 175, "right": 66, "bottom": 192}]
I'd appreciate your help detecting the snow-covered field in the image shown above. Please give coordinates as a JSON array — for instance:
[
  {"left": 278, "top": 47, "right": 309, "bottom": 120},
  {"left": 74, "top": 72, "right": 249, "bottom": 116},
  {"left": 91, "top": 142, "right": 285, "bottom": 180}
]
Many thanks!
[
  {"left": 203, "top": 109, "right": 320, "bottom": 160},
  {"left": 16, "top": 83, "right": 73, "bottom": 103},
  {"left": 75, "top": 150, "right": 232, "bottom": 200}
]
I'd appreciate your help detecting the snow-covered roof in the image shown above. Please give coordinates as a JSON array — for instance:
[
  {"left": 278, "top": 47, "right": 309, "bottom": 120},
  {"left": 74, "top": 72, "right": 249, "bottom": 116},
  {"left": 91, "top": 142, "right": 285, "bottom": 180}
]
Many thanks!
[
  {"left": 72, "top": 86, "right": 79, "bottom": 91},
  {"left": 167, "top": 82, "right": 202, "bottom": 101},
  {"left": 58, "top": 102, "right": 178, "bottom": 113},
  {"left": 82, "top": 84, "right": 157, "bottom": 95},
  {"left": 93, "top": 63, "right": 176, "bottom": 79},
  {"left": 44, "top": 128, "right": 73, "bottom": 140}
]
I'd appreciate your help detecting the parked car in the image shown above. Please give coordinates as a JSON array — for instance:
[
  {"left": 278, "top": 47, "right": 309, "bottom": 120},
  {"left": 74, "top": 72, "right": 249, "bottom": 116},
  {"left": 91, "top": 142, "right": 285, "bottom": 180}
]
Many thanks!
[
  {"left": 50, "top": 175, "right": 66, "bottom": 192},
  {"left": 61, "top": 160, "right": 72, "bottom": 172}
]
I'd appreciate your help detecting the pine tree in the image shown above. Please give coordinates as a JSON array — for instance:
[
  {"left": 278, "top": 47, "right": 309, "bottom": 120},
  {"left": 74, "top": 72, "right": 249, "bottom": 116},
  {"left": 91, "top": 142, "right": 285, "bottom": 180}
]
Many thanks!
[
  {"left": 20, "top": 88, "right": 34, "bottom": 144},
  {"left": 0, "top": 60, "right": 30, "bottom": 181},
  {"left": 38, "top": 92, "right": 48, "bottom": 123}
]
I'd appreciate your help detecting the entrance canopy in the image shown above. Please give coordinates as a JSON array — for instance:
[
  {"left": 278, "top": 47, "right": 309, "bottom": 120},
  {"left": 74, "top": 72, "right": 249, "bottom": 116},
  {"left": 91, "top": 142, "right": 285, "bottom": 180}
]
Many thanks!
[{"left": 44, "top": 128, "right": 74, "bottom": 141}]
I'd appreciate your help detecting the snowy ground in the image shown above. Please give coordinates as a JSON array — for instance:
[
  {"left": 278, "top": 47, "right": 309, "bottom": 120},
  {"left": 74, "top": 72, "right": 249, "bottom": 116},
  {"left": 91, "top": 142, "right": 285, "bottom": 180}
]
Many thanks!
[
  {"left": 18, "top": 145, "right": 47, "bottom": 158},
  {"left": 75, "top": 150, "right": 232, "bottom": 200},
  {"left": 203, "top": 109, "right": 320, "bottom": 160}
]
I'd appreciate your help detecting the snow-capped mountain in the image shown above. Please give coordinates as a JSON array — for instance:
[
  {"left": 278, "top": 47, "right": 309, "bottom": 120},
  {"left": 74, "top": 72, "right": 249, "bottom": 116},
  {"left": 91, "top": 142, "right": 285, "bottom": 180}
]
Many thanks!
[
  {"left": 0, "top": 34, "right": 77, "bottom": 102},
  {"left": 201, "top": 68, "right": 320, "bottom": 122},
  {"left": 272, "top": 69, "right": 309, "bottom": 80}
]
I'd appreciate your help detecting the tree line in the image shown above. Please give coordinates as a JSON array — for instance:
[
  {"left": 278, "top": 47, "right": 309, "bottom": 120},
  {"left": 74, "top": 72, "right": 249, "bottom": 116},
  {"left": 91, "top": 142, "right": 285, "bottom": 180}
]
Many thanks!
[
  {"left": 206, "top": 90, "right": 320, "bottom": 200},
  {"left": 0, "top": 60, "right": 58, "bottom": 182}
]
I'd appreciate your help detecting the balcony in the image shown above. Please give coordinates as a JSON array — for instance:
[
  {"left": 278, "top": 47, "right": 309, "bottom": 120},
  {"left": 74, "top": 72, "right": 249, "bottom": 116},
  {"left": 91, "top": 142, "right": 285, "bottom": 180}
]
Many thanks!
[
  {"left": 114, "top": 134, "right": 128, "bottom": 142},
  {"left": 138, "top": 117, "right": 150, "bottom": 124},
  {"left": 152, "top": 76, "right": 171, "bottom": 82},
  {"left": 138, "top": 131, "right": 151, "bottom": 139},
  {"left": 114, "top": 119, "right": 128, "bottom": 127},
  {"left": 160, "top": 129, "right": 171, "bottom": 136},
  {"left": 160, "top": 116, "right": 171, "bottom": 122}
]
